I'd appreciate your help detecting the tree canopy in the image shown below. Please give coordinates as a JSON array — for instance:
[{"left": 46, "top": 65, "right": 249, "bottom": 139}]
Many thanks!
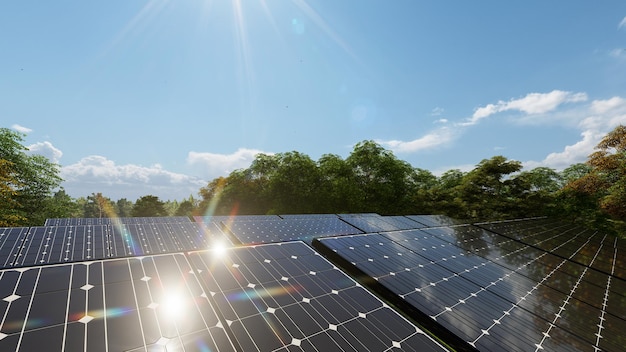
[
  {"left": 0, "top": 128, "right": 62, "bottom": 226},
  {"left": 3, "top": 125, "right": 626, "bottom": 236}
]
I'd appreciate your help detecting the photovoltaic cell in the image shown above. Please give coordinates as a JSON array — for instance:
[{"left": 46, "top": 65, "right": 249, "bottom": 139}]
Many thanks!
[
  {"left": 313, "top": 221, "right": 626, "bottom": 352},
  {"left": 405, "top": 215, "right": 464, "bottom": 228},
  {"left": 44, "top": 216, "right": 193, "bottom": 226},
  {"left": 221, "top": 218, "right": 363, "bottom": 245},
  {"left": 3, "top": 215, "right": 623, "bottom": 351},
  {"left": 0, "top": 253, "right": 235, "bottom": 351},
  {"left": 186, "top": 241, "right": 448, "bottom": 351},
  {"left": 0, "top": 223, "right": 231, "bottom": 269}
]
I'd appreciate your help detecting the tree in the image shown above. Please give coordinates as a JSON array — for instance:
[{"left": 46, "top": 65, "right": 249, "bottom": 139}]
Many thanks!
[
  {"left": 456, "top": 156, "right": 522, "bottom": 220},
  {"left": 0, "top": 158, "right": 24, "bottom": 226},
  {"left": 564, "top": 125, "right": 626, "bottom": 231},
  {"left": 509, "top": 167, "right": 563, "bottom": 217},
  {"left": 0, "top": 128, "right": 62, "bottom": 226},
  {"left": 318, "top": 154, "right": 360, "bottom": 213},
  {"left": 116, "top": 198, "right": 134, "bottom": 217},
  {"left": 174, "top": 195, "right": 197, "bottom": 217},
  {"left": 44, "top": 188, "right": 81, "bottom": 219},
  {"left": 83, "top": 193, "right": 115, "bottom": 218},
  {"left": 266, "top": 151, "right": 322, "bottom": 214},
  {"left": 132, "top": 195, "right": 167, "bottom": 217},
  {"left": 346, "top": 140, "right": 415, "bottom": 214},
  {"left": 429, "top": 169, "right": 466, "bottom": 218}
]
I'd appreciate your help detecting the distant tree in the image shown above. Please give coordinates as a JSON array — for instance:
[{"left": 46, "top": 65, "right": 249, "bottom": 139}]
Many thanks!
[
  {"left": 83, "top": 193, "right": 115, "bottom": 218},
  {"left": 163, "top": 200, "right": 178, "bottom": 216},
  {"left": 0, "top": 128, "right": 62, "bottom": 226},
  {"left": 429, "top": 169, "right": 466, "bottom": 218},
  {"left": 132, "top": 195, "right": 167, "bottom": 217},
  {"left": 175, "top": 199, "right": 195, "bottom": 217},
  {"left": 116, "top": 198, "right": 134, "bottom": 217},
  {"left": 346, "top": 140, "right": 414, "bottom": 214},
  {"left": 456, "top": 156, "right": 522, "bottom": 220},
  {"left": 266, "top": 151, "right": 321, "bottom": 214},
  {"left": 563, "top": 125, "right": 626, "bottom": 231},
  {"left": 509, "top": 167, "right": 563, "bottom": 217},
  {"left": 45, "top": 188, "right": 81, "bottom": 219},
  {"left": 560, "top": 163, "right": 592, "bottom": 184},
  {"left": 408, "top": 168, "right": 438, "bottom": 213},
  {"left": 318, "top": 154, "right": 360, "bottom": 213},
  {"left": 0, "top": 158, "right": 23, "bottom": 226}
]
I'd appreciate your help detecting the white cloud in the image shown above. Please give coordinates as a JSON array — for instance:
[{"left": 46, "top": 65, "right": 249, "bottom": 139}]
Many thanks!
[
  {"left": 465, "top": 90, "right": 588, "bottom": 125},
  {"left": 431, "top": 107, "right": 444, "bottom": 116},
  {"left": 378, "top": 127, "right": 455, "bottom": 153},
  {"left": 525, "top": 96, "right": 626, "bottom": 170},
  {"left": 610, "top": 48, "right": 626, "bottom": 58},
  {"left": 619, "top": 16, "right": 626, "bottom": 29},
  {"left": 590, "top": 96, "right": 625, "bottom": 114},
  {"left": 11, "top": 124, "right": 32, "bottom": 133},
  {"left": 61, "top": 156, "right": 206, "bottom": 201},
  {"left": 434, "top": 118, "right": 448, "bottom": 124},
  {"left": 27, "top": 141, "right": 63, "bottom": 163},
  {"left": 187, "top": 148, "right": 271, "bottom": 178}
]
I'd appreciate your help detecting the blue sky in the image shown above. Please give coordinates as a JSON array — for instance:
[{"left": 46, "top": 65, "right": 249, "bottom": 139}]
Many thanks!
[{"left": 3, "top": 1, "right": 626, "bottom": 201}]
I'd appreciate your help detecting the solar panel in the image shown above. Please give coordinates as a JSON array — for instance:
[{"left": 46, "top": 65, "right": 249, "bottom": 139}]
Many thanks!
[
  {"left": 0, "top": 253, "right": 236, "bottom": 351},
  {"left": 313, "top": 222, "right": 626, "bottom": 352},
  {"left": 0, "top": 223, "right": 231, "bottom": 269},
  {"left": 406, "top": 215, "right": 464, "bottom": 228},
  {"left": 221, "top": 218, "right": 363, "bottom": 245},
  {"left": 3, "top": 215, "right": 623, "bottom": 351},
  {"left": 44, "top": 216, "right": 193, "bottom": 226},
  {"left": 186, "top": 241, "right": 448, "bottom": 351},
  {"left": 0, "top": 240, "right": 449, "bottom": 351}
]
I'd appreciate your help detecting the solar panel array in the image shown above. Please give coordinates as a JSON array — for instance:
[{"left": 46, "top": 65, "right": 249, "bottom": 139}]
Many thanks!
[
  {"left": 1, "top": 214, "right": 624, "bottom": 351},
  {"left": 196, "top": 214, "right": 461, "bottom": 245},
  {"left": 0, "top": 221, "right": 230, "bottom": 269},
  {"left": 313, "top": 218, "right": 626, "bottom": 352},
  {"left": 0, "top": 241, "right": 448, "bottom": 351}
]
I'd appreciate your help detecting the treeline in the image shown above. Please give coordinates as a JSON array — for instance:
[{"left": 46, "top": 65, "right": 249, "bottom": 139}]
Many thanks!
[
  {"left": 1, "top": 126, "right": 625, "bottom": 235},
  {"left": 196, "top": 127, "right": 626, "bottom": 235}
]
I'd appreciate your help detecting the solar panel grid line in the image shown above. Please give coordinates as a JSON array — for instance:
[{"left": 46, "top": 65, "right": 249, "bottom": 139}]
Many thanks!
[
  {"left": 415, "top": 227, "right": 625, "bottom": 332},
  {"left": 187, "top": 242, "right": 448, "bottom": 351},
  {"left": 310, "top": 236, "right": 474, "bottom": 352},
  {"left": 314, "top": 226, "right": 624, "bottom": 352},
  {"left": 479, "top": 221, "right": 626, "bottom": 281}
]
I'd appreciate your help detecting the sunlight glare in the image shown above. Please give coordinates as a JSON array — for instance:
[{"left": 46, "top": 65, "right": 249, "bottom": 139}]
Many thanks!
[{"left": 162, "top": 290, "right": 185, "bottom": 320}]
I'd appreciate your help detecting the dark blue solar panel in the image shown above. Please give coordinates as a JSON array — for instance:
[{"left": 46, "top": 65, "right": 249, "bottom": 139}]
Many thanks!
[
  {"left": 186, "top": 241, "right": 448, "bottom": 351},
  {"left": 314, "top": 221, "right": 626, "bottom": 352},
  {"left": 406, "top": 215, "right": 464, "bottom": 228},
  {"left": 220, "top": 218, "right": 363, "bottom": 245}
]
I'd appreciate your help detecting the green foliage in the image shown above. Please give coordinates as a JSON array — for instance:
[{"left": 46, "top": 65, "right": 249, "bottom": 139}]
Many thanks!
[
  {"left": 83, "top": 193, "right": 115, "bottom": 218},
  {"left": 0, "top": 128, "right": 62, "bottom": 226},
  {"left": 346, "top": 140, "right": 415, "bottom": 214},
  {"left": 116, "top": 198, "right": 134, "bottom": 217},
  {"left": 132, "top": 195, "right": 167, "bottom": 217},
  {"left": 561, "top": 125, "right": 626, "bottom": 233}
]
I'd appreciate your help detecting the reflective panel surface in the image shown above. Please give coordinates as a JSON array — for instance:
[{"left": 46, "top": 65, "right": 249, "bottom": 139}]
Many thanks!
[{"left": 314, "top": 219, "right": 626, "bottom": 352}]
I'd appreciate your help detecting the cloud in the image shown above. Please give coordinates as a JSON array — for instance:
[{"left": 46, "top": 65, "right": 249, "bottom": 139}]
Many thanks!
[
  {"left": 378, "top": 127, "right": 456, "bottom": 153},
  {"left": 610, "top": 48, "right": 626, "bottom": 58},
  {"left": 61, "top": 156, "right": 206, "bottom": 201},
  {"left": 434, "top": 118, "right": 448, "bottom": 124},
  {"left": 465, "top": 90, "right": 588, "bottom": 125},
  {"left": 431, "top": 107, "right": 444, "bottom": 116},
  {"left": 187, "top": 148, "right": 271, "bottom": 178},
  {"left": 27, "top": 141, "right": 63, "bottom": 163},
  {"left": 619, "top": 16, "right": 626, "bottom": 29},
  {"left": 11, "top": 124, "right": 32, "bottom": 133},
  {"left": 525, "top": 96, "right": 626, "bottom": 170}
]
